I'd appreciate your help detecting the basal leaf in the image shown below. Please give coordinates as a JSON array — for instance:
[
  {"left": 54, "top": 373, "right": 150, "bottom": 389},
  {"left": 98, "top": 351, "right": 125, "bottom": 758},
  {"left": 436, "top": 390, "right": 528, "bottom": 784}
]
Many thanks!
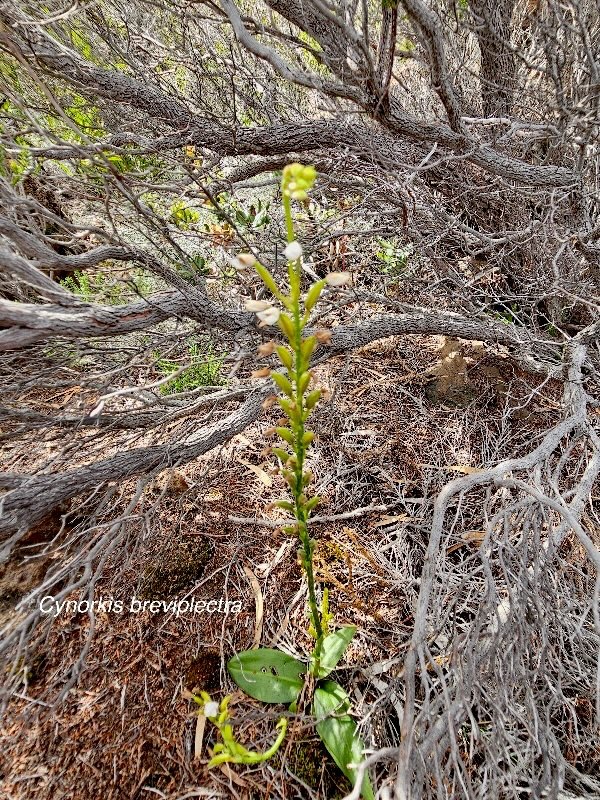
[
  {"left": 313, "top": 680, "right": 374, "bottom": 800},
  {"left": 228, "top": 648, "right": 306, "bottom": 703},
  {"left": 316, "top": 625, "right": 356, "bottom": 678}
]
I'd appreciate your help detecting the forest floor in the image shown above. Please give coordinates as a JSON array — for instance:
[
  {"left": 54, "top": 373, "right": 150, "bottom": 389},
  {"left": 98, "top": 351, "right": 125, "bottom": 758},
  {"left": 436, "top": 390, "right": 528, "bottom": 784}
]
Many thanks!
[{"left": 0, "top": 330, "right": 591, "bottom": 800}]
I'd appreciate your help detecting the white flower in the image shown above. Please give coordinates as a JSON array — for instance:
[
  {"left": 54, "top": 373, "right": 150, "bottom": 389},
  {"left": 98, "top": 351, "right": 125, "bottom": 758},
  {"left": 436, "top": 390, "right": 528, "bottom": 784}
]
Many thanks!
[
  {"left": 88, "top": 400, "right": 105, "bottom": 418},
  {"left": 284, "top": 241, "right": 303, "bottom": 261},
  {"left": 233, "top": 252, "right": 256, "bottom": 269},
  {"left": 325, "top": 271, "right": 351, "bottom": 287},
  {"left": 257, "top": 306, "right": 281, "bottom": 325},
  {"left": 203, "top": 701, "right": 219, "bottom": 718},
  {"left": 245, "top": 299, "right": 272, "bottom": 312}
]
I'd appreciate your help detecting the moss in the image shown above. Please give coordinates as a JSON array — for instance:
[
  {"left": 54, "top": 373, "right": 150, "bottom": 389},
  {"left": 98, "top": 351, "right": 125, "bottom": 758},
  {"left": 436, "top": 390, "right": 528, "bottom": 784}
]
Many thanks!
[
  {"left": 285, "top": 739, "right": 351, "bottom": 798},
  {"left": 139, "top": 536, "right": 213, "bottom": 598}
]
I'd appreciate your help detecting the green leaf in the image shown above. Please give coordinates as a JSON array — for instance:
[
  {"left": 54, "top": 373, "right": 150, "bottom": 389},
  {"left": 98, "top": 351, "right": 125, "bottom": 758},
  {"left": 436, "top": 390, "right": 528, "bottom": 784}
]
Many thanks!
[
  {"left": 313, "top": 680, "right": 374, "bottom": 800},
  {"left": 316, "top": 626, "right": 356, "bottom": 678},
  {"left": 228, "top": 649, "right": 306, "bottom": 703}
]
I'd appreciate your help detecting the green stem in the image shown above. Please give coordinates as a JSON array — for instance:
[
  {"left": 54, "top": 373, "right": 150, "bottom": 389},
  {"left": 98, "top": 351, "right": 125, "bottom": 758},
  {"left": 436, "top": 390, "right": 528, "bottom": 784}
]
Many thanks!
[
  {"left": 283, "top": 191, "right": 324, "bottom": 674},
  {"left": 283, "top": 192, "right": 295, "bottom": 244}
]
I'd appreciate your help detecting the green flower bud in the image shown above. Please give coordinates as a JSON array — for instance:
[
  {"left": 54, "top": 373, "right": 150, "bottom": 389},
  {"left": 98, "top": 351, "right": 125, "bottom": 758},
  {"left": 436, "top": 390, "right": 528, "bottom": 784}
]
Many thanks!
[
  {"left": 272, "top": 447, "right": 291, "bottom": 463},
  {"left": 274, "top": 500, "right": 295, "bottom": 512},
  {"left": 305, "top": 389, "right": 321, "bottom": 409},
  {"left": 276, "top": 427, "right": 295, "bottom": 445},
  {"left": 284, "top": 473, "right": 298, "bottom": 491},
  {"left": 276, "top": 346, "right": 294, "bottom": 371},
  {"left": 277, "top": 313, "right": 295, "bottom": 341},
  {"left": 304, "top": 280, "right": 325, "bottom": 313},
  {"left": 303, "top": 165, "right": 314, "bottom": 177},
  {"left": 277, "top": 397, "right": 295, "bottom": 415},
  {"left": 253, "top": 262, "right": 282, "bottom": 299},
  {"left": 271, "top": 371, "right": 294, "bottom": 397},
  {"left": 298, "top": 371, "right": 311, "bottom": 394},
  {"left": 300, "top": 336, "right": 317, "bottom": 360},
  {"left": 305, "top": 496, "right": 321, "bottom": 514},
  {"left": 283, "top": 525, "right": 298, "bottom": 535}
]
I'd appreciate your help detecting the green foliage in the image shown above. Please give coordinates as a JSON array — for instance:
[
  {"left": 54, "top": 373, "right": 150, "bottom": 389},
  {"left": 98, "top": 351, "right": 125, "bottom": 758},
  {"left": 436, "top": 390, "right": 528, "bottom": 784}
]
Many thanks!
[
  {"left": 315, "top": 626, "right": 356, "bottom": 678},
  {"left": 213, "top": 194, "right": 271, "bottom": 232},
  {"left": 60, "top": 270, "right": 126, "bottom": 305},
  {"left": 155, "top": 57, "right": 190, "bottom": 92},
  {"left": 491, "top": 302, "right": 520, "bottom": 325},
  {"left": 169, "top": 200, "right": 200, "bottom": 229},
  {"left": 0, "top": 54, "right": 164, "bottom": 184},
  {"left": 77, "top": 150, "right": 166, "bottom": 185},
  {"left": 297, "top": 30, "right": 329, "bottom": 76},
  {"left": 313, "top": 681, "right": 375, "bottom": 800},
  {"left": 60, "top": 269, "right": 154, "bottom": 304},
  {"left": 42, "top": 92, "right": 106, "bottom": 148},
  {"left": 375, "top": 238, "right": 413, "bottom": 277},
  {"left": 177, "top": 253, "right": 210, "bottom": 282},
  {"left": 0, "top": 54, "right": 148, "bottom": 187},
  {"left": 69, "top": 27, "right": 94, "bottom": 61},
  {"left": 190, "top": 692, "right": 288, "bottom": 766},
  {"left": 227, "top": 649, "right": 306, "bottom": 703},
  {"left": 0, "top": 143, "right": 34, "bottom": 185},
  {"left": 155, "top": 340, "right": 224, "bottom": 395}
]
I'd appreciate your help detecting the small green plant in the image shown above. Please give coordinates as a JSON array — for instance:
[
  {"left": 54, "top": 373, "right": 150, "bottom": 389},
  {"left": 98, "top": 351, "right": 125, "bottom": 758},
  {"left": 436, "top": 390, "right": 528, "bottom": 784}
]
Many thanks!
[
  {"left": 60, "top": 269, "right": 125, "bottom": 305},
  {"left": 155, "top": 340, "right": 224, "bottom": 395},
  {"left": 211, "top": 194, "right": 271, "bottom": 232},
  {"left": 169, "top": 200, "right": 200, "bottom": 229},
  {"left": 192, "top": 164, "right": 374, "bottom": 798},
  {"left": 375, "top": 237, "right": 413, "bottom": 277},
  {"left": 491, "top": 302, "right": 521, "bottom": 325},
  {"left": 190, "top": 691, "right": 288, "bottom": 766},
  {"left": 60, "top": 270, "right": 94, "bottom": 302}
]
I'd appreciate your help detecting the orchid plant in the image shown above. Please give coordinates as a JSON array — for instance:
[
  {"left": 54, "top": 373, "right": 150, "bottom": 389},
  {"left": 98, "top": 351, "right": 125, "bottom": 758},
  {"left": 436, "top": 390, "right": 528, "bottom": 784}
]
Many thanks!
[{"left": 192, "top": 164, "right": 374, "bottom": 799}]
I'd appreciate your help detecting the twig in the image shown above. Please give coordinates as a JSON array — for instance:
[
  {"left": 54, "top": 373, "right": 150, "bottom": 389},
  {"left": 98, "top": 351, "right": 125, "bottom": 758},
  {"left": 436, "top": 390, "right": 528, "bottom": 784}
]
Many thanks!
[{"left": 227, "top": 503, "right": 391, "bottom": 527}]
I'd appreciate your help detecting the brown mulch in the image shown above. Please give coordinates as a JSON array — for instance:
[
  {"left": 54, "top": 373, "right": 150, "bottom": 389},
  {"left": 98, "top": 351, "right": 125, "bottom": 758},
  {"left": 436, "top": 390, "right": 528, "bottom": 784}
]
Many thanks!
[{"left": 0, "top": 334, "right": 568, "bottom": 800}]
